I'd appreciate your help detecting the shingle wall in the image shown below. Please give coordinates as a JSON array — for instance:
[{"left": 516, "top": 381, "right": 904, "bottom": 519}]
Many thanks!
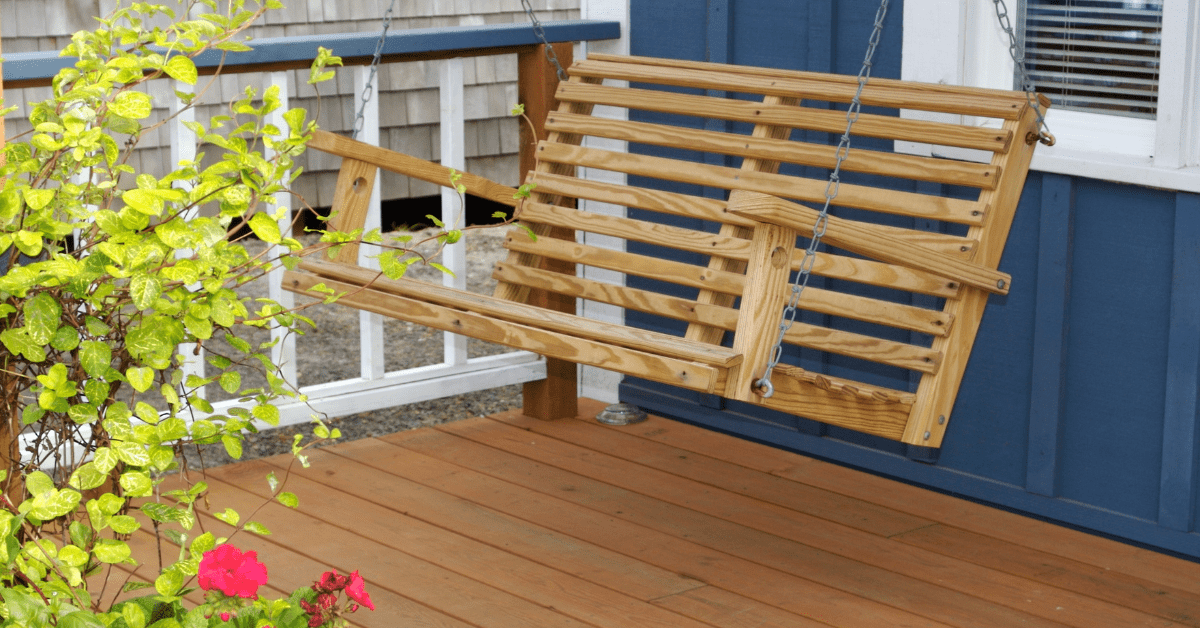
[{"left": 1, "top": 0, "right": 580, "bottom": 209}]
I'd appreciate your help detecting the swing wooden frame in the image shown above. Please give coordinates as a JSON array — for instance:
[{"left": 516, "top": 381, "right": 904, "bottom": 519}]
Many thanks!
[{"left": 283, "top": 52, "right": 1049, "bottom": 449}]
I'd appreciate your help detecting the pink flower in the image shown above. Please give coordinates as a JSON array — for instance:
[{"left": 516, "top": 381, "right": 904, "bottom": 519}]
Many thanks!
[
  {"left": 344, "top": 571, "right": 374, "bottom": 611},
  {"left": 219, "top": 612, "right": 232, "bottom": 622},
  {"left": 314, "top": 570, "right": 349, "bottom": 593},
  {"left": 198, "top": 545, "right": 269, "bottom": 599}
]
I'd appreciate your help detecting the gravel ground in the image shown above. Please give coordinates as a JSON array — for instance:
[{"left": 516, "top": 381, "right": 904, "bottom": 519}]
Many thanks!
[{"left": 184, "top": 225, "right": 524, "bottom": 469}]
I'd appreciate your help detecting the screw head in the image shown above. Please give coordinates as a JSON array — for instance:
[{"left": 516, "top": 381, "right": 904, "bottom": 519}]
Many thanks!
[
  {"left": 923, "top": 431, "right": 931, "bottom": 440},
  {"left": 997, "top": 279, "right": 1007, "bottom": 289},
  {"left": 938, "top": 415, "right": 946, "bottom": 425}
]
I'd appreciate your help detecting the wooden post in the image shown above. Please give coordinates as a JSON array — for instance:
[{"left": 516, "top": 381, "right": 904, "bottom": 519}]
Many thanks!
[{"left": 517, "top": 42, "right": 578, "bottom": 421}]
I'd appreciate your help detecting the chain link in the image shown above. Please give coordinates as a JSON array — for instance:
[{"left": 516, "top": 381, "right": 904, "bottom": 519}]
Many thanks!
[
  {"left": 353, "top": 0, "right": 399, "bottom": 141},
  {"left": 520, "top": 0, "right": 568, "bottom": 81},
  {"left": 754, "top": 0, "right": 890, "bottom": 398},
  {"left": 992, "top": 0, "right": 1055, "bottom": 146}
]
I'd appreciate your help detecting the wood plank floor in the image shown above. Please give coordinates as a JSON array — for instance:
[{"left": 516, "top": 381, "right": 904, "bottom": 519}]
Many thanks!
[{"left": 183, "top": 398, "right": 1200, "bottom": 628}]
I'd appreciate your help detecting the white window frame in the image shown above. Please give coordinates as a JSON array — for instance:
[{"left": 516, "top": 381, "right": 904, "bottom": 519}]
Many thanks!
[{"left": 901, "top": 0, "right": 1200, "bottom": 192}]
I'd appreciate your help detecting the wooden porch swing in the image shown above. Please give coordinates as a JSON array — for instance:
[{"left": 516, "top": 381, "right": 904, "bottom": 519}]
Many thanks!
[{"left": 283, "top": 51, "right": 1049, "bottom": 450}]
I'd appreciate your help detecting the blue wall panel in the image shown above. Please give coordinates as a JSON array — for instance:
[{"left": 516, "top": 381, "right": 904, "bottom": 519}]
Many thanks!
[
  {"left": 624, "top": 0, "right": 1200, "bottom": 558},
  {"left": 1058, "top": 180, "right": 1173, "bottom": 521}
]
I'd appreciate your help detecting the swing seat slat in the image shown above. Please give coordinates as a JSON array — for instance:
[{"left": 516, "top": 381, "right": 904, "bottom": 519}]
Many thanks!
[{"left": 283, "top": 54, "right": 1047, "bottom": 449}]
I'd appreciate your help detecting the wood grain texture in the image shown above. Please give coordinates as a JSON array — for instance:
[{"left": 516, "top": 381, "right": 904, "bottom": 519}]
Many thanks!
[
  {"left": 579, "top": 53, "right": 1044, "bottom": 117},
  {"left": 555, "top": 82, "right": 1014, "bottom": 153},
  {"left": 493, "top": 263, "right": 943, "bottom": 373},
  {"left": 517, "top": 43, "right": 577, "bottom": 421},
  {"left": 309, "top": 130, "right": 518, "bottom": 208},
  {"left": 293, "top": 260, "right": 742, "bottom": 367},
  {"left": 685, "top": 94, "right": 798, "bottom": 345},
  {"left": 324, "top": 157, "right": 378, "bottom": 264},
  {"left": 537, "top": 141, "right": 986, "bottom": 224},
  {"left": 284, "top": 273, "right": 729, "bottom": 394},
  {"left": 903, "top": 105, "right": 1047, "bottom": 447},
  {"left": 729, "top": 206, "right": 798, "bottom": 400},
  {"left": 730, "top": 192, "right": 1010, "bottom": 294},
  {"left": 545, "top": 111, "right": 1002, "bottom": 189}
]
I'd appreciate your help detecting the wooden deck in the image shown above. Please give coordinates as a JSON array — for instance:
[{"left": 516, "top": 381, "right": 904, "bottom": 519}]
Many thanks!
[{"left": 136, "top": 398, "right": 1200, "bottom": 627}]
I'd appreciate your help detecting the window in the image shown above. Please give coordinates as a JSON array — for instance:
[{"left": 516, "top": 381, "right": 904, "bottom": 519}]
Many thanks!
[
  {"left": 1022, "top": 0, "right": 1162, "bottom": 120},
  {"left": 900, "top": 0, "right": 1199, "bottom": 192}
]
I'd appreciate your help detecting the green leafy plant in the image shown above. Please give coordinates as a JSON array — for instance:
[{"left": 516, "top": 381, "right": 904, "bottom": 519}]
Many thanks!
[{"left": 0, "top": 1, "right": 377, "bottom": 626}]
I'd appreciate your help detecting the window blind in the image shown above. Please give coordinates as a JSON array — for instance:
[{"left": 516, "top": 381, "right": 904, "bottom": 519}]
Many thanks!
[{"left": 1022, "top": 0, "right": 1163, "bottom": 119}]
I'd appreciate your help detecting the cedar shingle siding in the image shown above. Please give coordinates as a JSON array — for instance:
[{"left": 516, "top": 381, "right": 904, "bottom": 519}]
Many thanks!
[{"left": 1, "top": 0, "right": 580, "bottom": 209}]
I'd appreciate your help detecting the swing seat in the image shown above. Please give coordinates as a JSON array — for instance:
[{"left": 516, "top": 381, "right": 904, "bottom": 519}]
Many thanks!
[{"left": 284, "top": 54, "right": 1048, "bottom": 449}]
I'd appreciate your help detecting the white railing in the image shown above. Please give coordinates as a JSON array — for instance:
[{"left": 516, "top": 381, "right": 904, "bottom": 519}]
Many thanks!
[
  {"left": 193, "top": 62, "right": 545, "bottom": 429},
  {"left": 3, "top": 22, "right": 623, "bottom": 441}
]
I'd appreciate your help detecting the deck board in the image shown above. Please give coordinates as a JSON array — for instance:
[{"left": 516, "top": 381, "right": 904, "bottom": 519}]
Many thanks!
[{"left": 179, "top": 398, "right": 1200, "bottom": 627}]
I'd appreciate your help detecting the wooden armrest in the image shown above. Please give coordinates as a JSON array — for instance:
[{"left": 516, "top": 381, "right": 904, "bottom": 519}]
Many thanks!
[
  {"left": 308, "top": 130, "right": 521, "bottom": 208},
  {"left": 727, "top": 191, "right": 1012, "bottom": 295}
]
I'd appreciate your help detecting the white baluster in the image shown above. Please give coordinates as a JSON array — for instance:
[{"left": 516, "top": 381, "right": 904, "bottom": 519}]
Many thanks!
[
  {"left": 440, "top": 57, "right": 467, "bottom": 366},
  {"left": 170, "top": 79, "right": 205, "bottom": 399},
  {"left": 353, "top": 65, "right": 386, "bottom": 380},
  {"left": 265, "top": 71, "right": 298, "bottom": 388}
]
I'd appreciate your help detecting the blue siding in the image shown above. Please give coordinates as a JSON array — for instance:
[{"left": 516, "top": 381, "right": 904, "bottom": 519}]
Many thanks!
[{"left": 624, "top": 0, "right": 1200, "bottom": 558}]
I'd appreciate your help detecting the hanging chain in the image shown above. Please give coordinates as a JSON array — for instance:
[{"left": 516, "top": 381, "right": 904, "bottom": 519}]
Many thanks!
[
  {"left": 754, "top": 0, "right": 890, "bottom": 398},
  {"left": 520, "top": 0, "right": 568, "bottom": 81},
  {"left": 353, "top": 0, "right": 399, "bottom": 140},
  {"left": 992, "top": 0, "right": 1055, "bottom": 146}
]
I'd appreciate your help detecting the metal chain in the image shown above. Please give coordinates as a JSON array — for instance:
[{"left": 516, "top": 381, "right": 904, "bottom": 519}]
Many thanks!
[
  {"left": 353, "top": 0, "right": 399, "bottom": 140},
  {"left": 992, "top": 0, "right": 1055, "bottom": 146},
  {"left": 520, "top": 0, "right": 568, "bottom": 81},
  {"left": 754, "top": 0, "right": 890, "bottom": 398}
]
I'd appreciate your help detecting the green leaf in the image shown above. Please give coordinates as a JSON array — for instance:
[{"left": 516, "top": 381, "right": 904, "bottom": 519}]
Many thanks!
[
  {"left": 156, "top": 417, "right": 188, "bottom": 442},
  {"left": 1, "top": 588, "right": 48, "bottom": 626},
  {"left": 51, "top": 325, "right": 80, "bottom": 351},
  {"left": 123, "top": 599, "right": 147, "bottom": 628},
  {"left": 111, "top": 91, "right": 152, "bottom": 120},
  {"left": 25, "top": 292, "right": 62, "bottom": 344},
  {"left": 251, "top": 403, "right": 280, "bottom": 426},
  {"left": 244, "top": 521, "right": 271, "bottom": 536},
  {"left": 109, "top": 514, "right": 140, "bottom": 534},
  {"left": 119, "top": 470, "right": 153, "bottom": 497},
  {"left": 218, "top": 370, "right": 241, "bottom": 394},
  {"left": 14, "top": 230, "right": 43, "bottom": 256},
  {"left": 1, "top": 328, "right": 47, "bottom": 362},
  {"left": 213, "top": 508, "right": 239, "bottom": 527},
  {"left": 221, "top": 434, "right": 243, "bottom": 460},
  {"left": 59, "top": 611, "right": 106, "bottom": 628},
  {"left": 114, "top": 441, "right": 151, "bottom": 466},
  {"left": 123, "top": 189, "right": 164, "bottom": 215},
  {"left": 25, "top": 470, "right": 55, "bottom": 497},
  {"left": 276, "top": 492, "right": 299, "bottom": 509},
  {"left": 248, "top": 212, "right": 282, "bottom": 244},
  {"left": 68, "top": 403, "right": 99, "bottom": 425},
  {"left": 69, "top": 461, "right": 108, "bottom": 492},
  {"left": 127, "top": 366, "right": 155, "bottom": 393},
  {"left": 190, "top": 532, "right": 216, "bottom": 558},
  {"left": 283, "top": 107, "right": 307, "bottom": 132},
  {"left": 130, "top": 273, "right": 163, "bottom": 309},
  {"left": 22, "top": 188, "right": 56, "bottom": 210},
  {"left": 81, "top": 341, "right": 113, "bottom": 378},
  {"left": 163, "top": 55, "right": 198, "bottom": 85},
  {"left": 57, "top": 544, "right": 89, "bottom": 568},
  {"left": 155, "top": 568, "right": 184, "bottom": 598}
]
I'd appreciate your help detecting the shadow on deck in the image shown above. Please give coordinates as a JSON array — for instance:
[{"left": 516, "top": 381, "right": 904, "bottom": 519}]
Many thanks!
[{"left": 140, "top": 398, "right": 1200, "bottom": 627}]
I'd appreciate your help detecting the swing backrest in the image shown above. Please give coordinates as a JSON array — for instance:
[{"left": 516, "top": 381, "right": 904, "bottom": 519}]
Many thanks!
[{"left": 494, "top": 54, "right": 1046, "bottom": 448}]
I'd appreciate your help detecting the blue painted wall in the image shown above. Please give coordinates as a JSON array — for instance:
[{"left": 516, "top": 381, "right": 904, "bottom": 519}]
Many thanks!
[{"left": 622, "top": 0, "right": 1200, "bottom": 559}]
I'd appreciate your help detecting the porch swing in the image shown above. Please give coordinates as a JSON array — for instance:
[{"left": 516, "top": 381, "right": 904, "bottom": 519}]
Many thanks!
[{"left": 283, "top": 0, "right": 1052, "bottom": 450}]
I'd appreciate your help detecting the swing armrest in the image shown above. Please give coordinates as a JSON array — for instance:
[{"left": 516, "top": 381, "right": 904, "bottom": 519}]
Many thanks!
[
  {"left": 727, "top": 191, "right": 1012, "bottom": 295},
  {"left": 308, "top": 130, "right": 522, "bottom": 208}
]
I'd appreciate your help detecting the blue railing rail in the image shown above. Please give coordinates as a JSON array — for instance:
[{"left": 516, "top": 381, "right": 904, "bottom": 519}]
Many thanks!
[{"left": 3, "top": 20, "right": 622, "bottom": 88}]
